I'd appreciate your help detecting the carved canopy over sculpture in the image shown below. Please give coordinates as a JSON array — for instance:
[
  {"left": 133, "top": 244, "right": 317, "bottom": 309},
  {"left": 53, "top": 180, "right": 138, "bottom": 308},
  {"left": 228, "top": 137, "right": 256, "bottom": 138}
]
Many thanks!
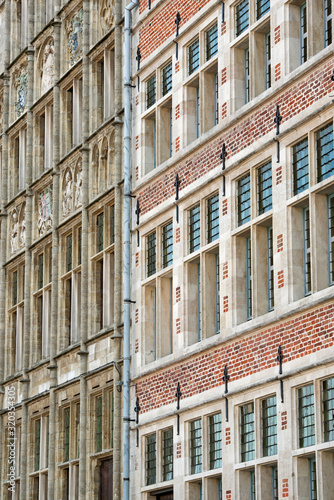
[
  {"left": 67, "top": 9, "right": 83, "bottom": 67},
  {"left": 41, "top": 38, "right": 55, "bottom": 94},
  {"left": 13, "top": 66, "right": 28, "bottom": 118},
  {"left": 100, "top": 0, "right": 115, "bottom": 34}
]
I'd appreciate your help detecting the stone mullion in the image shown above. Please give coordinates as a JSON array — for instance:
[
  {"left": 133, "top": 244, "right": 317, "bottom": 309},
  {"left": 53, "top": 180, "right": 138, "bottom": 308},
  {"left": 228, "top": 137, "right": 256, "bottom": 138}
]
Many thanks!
[
  {"left": 112, "top": 0, "right": 123, "bottom": 496},
  {"left": 78, "top": 2, "right": 90, "bottom": 499}
]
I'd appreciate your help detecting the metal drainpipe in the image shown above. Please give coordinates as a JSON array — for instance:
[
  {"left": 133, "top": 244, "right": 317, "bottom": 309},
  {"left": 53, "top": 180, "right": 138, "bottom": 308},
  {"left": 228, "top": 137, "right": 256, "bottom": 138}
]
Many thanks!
[{"left": 123, "top": 2, "right": 138, "bottom": 499}]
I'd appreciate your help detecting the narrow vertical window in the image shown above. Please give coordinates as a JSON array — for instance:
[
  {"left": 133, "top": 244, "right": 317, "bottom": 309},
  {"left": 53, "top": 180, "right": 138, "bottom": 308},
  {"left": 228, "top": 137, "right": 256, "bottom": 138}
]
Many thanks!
[
  {"left": 324, "top": 0, "right": 332, "bottom": 46},
  {"left": 146, "top": 231, "right": 156, "bottom": 277},
  {"left": 209, "top": 413, "right": 222, "bottom": 469},
  {"left": 196, "top": 86, "right": 200, "bottom": 138},
  {"left": 197, "top": 263, "right": 201, "bottom": 341},
  {"left": 35, "top": 419, "right": 41, "bottom": 471},
  {"left": 309, "top": 457, "right": 317, "bottom": 500},
  {"left": 215, "top": 254, "right": 220, "bottom": 334},
  {"left": 293, "top": 138, "right": 309, "bottom": 195},
  {"left": 258, "top": 161, "right": 272, "bottom": 215},
  {"left": 110, "top": 205, "right": 115, "bottom": 245},
  {"left": 96, "top": 396, "right": 103, "bottom": 453},
  {"left": 206, "top": 24, "right": 218, "bottom": 60},
  {"left": 75, "top": 404, "right": 80, "bottom": 459},
  {"left": 153, "top": 287, "right": 157, "bottom": 359},
  {"left": 303, "top": 207, "right": 311, "bottom": 296},
  {"left": 257, "top": 0, "right": 270, "bottom": 19},
  {"left": 109, "top": 391, "right": 114, "bottom": 448},
  {"left": 189, "top": 204, "right": 201, "bottom": 253},
  {"left": 18, "top": 129, "right": 26, "bottom": 191},
  {"left": 97, "top": 213, "right": 104, "bottom": 253},
  {"left": 238, "top": 174, "right": 251, "bottom": 226},
  {"left": 267, "top": 226, "right": 274, "bottom": 311},
  {"left": 13, "top": 271, "right": 18, "bottom": 305},
  {"left": 38, "top": 254, "right": 44, "bottom": 290},
  {"left": 245, "top": 48, "right": 250, "bottom": 104},
  {"left": 190, "top": 419, "right": 202, "bottom": 474},
  {"left": 262, "top": 395, "right": 277, "bottom": 456},
  {"left": 162, "top": 221, "right": 173, "bottom": 268},
  {"left": 188, "top": 39, "right": 200, "bottom": 75},
  {"left": 207, "top": 194, "right": 219, "bottom": 243},
  {"left": 272, "top": 465, "right": 278, "bottom": 500},
  {"left": 146, "top": 75, "right": 156, "bottom": 109},
  {"left": 162, "top": 62, "right": 173, "bottom": 96},
  {"left": 78, "top": 227, "right": 82, "bottom": 265},
  {"left": 250, "top": 469, "right": 256, "bottom": 500},
  {"left": 300, "top": 3, "right": 307, "bottom": 64},
  {"left": 316, "top": 123, "right": 334, "bottom": 182},
  {"left": 240, "top": 402, "right": 255, "bottom": 461},
  {"left": 328, "top": 194, "right": 334, "bottom": 285},
  {"left": 265, "top": 32, "right": 271, "bottom": 90},
  {"left": 214, "top": 72, "right": 219, "bottom": 126},
  {"left": 64, "top": 407, "right": 70, "bottom": 462},
  {"left": 298, "top": 384, "right": 315, "bottom": 448},
  {"left": 246, "top": 237, "right": 252, "bottom": 320},
  {"left": 162, "top": 428, "right": 173, "bottom": 481},
  {"left": 66, "top": 234, "right": 72, "bottom": 272},
  {"left": 146, "top": 434, "right": 156, "bottom": 485},
  {"left": 153, "top": 119, "right": 157, "bottom": 169},
  {"left": 236, "top": 0, "right": 249, "bottom": 36},
  {"left": 322, "top": 376, "right": 334, "bottom": 441}
]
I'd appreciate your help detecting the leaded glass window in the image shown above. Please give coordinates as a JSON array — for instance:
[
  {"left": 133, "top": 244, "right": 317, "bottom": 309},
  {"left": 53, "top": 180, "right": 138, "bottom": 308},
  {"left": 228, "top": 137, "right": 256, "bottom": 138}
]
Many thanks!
[
  {"left": 214, "top": 72, "right": 219, "bottom": 125},
  {"left": 162, "top": 428, "right": 173, "bottom": 481},
  {"left": 272, "top": 465, "right": 278, "bottom": 500},
  {"left": 147, "top": 232, "right": 156, "bottom": 277},
  {"left": 207, "top": 194, "right": 219, "bottom": 243},
  {"left": 38, "top": 254, "right": 44, "bottom": 289},
  {"left": 245, "top": 48, "right": 250, "bottom": 104},
  {"left": 189, "top": 204, "right": 200, "bottom": 253},
  {"left": 250, "top": 469, "right": 256, "bottom": 500},
  {"left": 206, "top": 24, "right": 218, "bottom": 61},
  {"left": 298, "top": 384, "right": 315, "bottom": 448},
  {"left": 78, "top": 227, "right": 82, "bottom": 265},
  {"left": 162, "top": 62, "right": 172, "bottom": 96},
  {"left": 96, "top": 396, "right": 103, "bottom": 453},
  {"left": 267, "top": 226, "right": 274, "bottom": 311},
  {"left": 97, "top": 213, "right": 104, "bottom": 253},
  {"left": 146, "top": 434, "right": 156, "bottom": 485},
  {"left": 262, "top": 395, "right": 277, "bottom": 456},
  {"left": 109, "top": 391, "right": 114, "bottom": 448},
  {"left": 188, "top": 39, "right": 200, "bottom": 75},
  {"left": 13, "top": 271, "right": 18, "bottom": 305},
  {"left": 300, "top": 3, "right": 307, "bottom": 64},
  {"left": 246, "top": 237, "right": 252, "bottom": 320},
  {"left": 209, "top": 413, "right": 222, "bottom": 469},
  {"left": 293, "top": 138, "right": 309, "bottom": 195},
  {"left": 146, "top": 75, "right": 156, "bottom": 109},
  {"left": 328, "top": 194, "right": 334, "bottom": 285},
  {"left": 75, "top": 403, "right": 80, "bottom": 459},
  {"left": 162, "top": 221, "right": 173, "bottom": 268},
  {"left": 66, "top": 234, "right": 72, "bottom": 272},
  {"left": 238, "top": 174, "right": 251, "bottom": 226},
  {"left": 236, "top": 0, "right": 249, "bottom": 36},
  {"left": 258, "top": 161, "right": 272, "bottom": 215},
  {"left": 265, "top": 31, "right": 271, "bottom": 90},
  {"left": 240, "top": 402, "right": 255, "bottom": 461},
  {"left": 309, "top": 457, "right": 317, "bottom": 500},
  {"left": 303, "top": 207, "right": 311, "bottom": 296},
  {"left": 190, "top": 419, "right": 202, "bottom": 474},
  {"left": 35, "top": 419, "right": 41, "bottom": 471},
  {"left": 322, "top": 376, "right": 334, "bottom": 441},
  {"left": 324, "top": 0, "right": 332, "bottom": 47},
  {"left": 316, "top": 123, "right": 334, "bottom": 182},
  {"left": 215, "top": 254, "right": 220, "bottom": 334},
  {"left": 257, "top": 0, "right": 270, "bottom": 19},
  {"left": 110, "top": 205, "right": 115, "bottom": 245},
  {"left": 64, "top": 407, "right": 70, "bottom": 462}
]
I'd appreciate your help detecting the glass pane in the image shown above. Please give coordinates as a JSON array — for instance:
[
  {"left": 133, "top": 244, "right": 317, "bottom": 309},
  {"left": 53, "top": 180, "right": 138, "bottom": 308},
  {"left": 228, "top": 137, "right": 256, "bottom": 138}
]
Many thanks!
[
  {"left": 258, "top": 161, "right": 272, "bottom": 215},
  {"left": 189, "top": 204, "right": 200, "bottom": 253},
  {"left": 298, "top": 384, "right": 315, "bottom": 448},
  {"left": 146, "top": 75, "right": 156, "bottom": 108},
  {"left": 293, "top": 138, "right": 309, "bottom": 195},
  {"left": 236, "top": 0, "right": 249, "bottom": 36},
  {"left": 162, "top": 62, "right": 172, "bottom": 96},
  {"left": 147, "top": 232, "right": 156, "bottom": 277},
  {"left": 238, "top": 174, "right": 251, "bottom": 225},
  {"left": 207, "top": 194, "right": 219, "bottom": 243},
  {"left": 188, "top": 39, "right": 200, "bottom": 75}
]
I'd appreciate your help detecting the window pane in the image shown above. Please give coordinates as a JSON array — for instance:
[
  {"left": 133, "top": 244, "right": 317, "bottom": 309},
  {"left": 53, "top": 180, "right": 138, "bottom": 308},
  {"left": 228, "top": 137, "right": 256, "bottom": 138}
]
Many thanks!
[
  {"left": 162, "top": 221, "right": 173, "bottom": 268},
  {"left": 146, "top": 75, "right": 156, "bottom": 109},
  {"left": 265, "top": 31, "right": 271, "bottom": 89},
  {"left": 258, "top": 161, "right": 272, "bottom": 215},
  {"left": 38, "top": 254, "right": 44, "bottom": 289},
  {"left": 309, "top": 457, "right": 317, "bottom": 500},
  {"left": 64, "top": 407, "right": 70, "bottom": 462},
  {"left": 246, "top": 237, "right": 252, "bottom": 320},
  {"left": 13, "top": 271, "right": 18, "bottom": 305},
  {"left": 303, "top": 207, "right": 311, "bottom": 295},
  {"left": 162, "top": 62, "right": 172, "bottom": 96},
  {"left": 146, "top": 434, "right": 156, "bottom": 485},
  {"left": 240, "top": 402, "right": 255, "bottom": 461},
  {"left": 67, "top": 234, "right": 72, "bottom": 272},
  {"left": 97, "top": 213, "right": 104, "bottom": 253},
  {"left": 322, "top": 376, "right": 334, "bottom": 441},
  {"left": 236, "top": 0, "right": 249, "bottom": 36},
  {"left": 190, "top": 419, "right": 202, "bottom": 474},
  {"left": 298, "top": 384, "right": 315, "bottom": 448},
  {"left": 324, "top": 0, "right": 332, "bottom": 47},
  {"left": 207, "top": 194, "right": 219, "bottom": 243},
  {"left": 300, "top": 3, "right": 307, "bottom": 64},
  {"left": 257, "top": 0, "right": 270, "bottom": 19},
  {"left": 293, "top": 138, "right": 309, "bottom": 195},
  {"left": 215, "top": 254, "right": 220, "bottom": 334},
  {"left": 267, "top": 226, "right": 274, "bottom": 311},
  {"left": 162, "top": 428, "right": 173, "bottom": 481},
  {"left": 147, "top": 232, "right": 156, "bottom": 277},
  {"left": 96, "top": 396, "right": 103, "bottom": 453},
  {"left": 316, "top": 123, "right": 334, "bottom": 182},
  {"left": 189, "top": 204, "right": 200, "bottom": 253},
  {"left": 35, "top": 419, "right": 41, "bottom": 471},
  {"left": 245, "top": 48, "right": 250, "bottom": 104},
  {"left": 262, "top": 395, "right": 277, "bottom": 456},
  {"left": 209, "top": 413, "right": 222, "bottom": 469},
  {"left": 238, "top": 174, "right": 251, "bottom": 226},
  {"left": 206, "top": 24, "right": 218, "bottom": 60},
  {"left": 188, "top": 39, "right": 200, "bottom": 75}
]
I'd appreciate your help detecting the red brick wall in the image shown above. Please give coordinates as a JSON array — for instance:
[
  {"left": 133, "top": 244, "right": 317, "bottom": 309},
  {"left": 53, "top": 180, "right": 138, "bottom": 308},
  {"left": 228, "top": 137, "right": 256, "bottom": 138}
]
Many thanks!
[
  {"left": 138, "top": 0, "right": 212, "bottom": 59},
  {"left": 135, "top": 301, "right": 334, "bottom": 413},
  {"left": 137, "top": 59, "right": 333, "bottom": 216}
]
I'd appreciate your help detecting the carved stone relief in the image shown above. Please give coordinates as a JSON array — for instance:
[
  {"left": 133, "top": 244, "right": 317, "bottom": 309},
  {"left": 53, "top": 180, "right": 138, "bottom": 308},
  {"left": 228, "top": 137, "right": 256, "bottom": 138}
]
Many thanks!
[
  {"left": 11, "top": 210, "right": 19, "bottom": 254},
  {"left": 38, "top": 188, "right": 53, "bottom": 236},
  {"left": 74, "top": 167, "right": 82, "bottom": 209},
  {"left": 41, "top": 39, "right": 55, "bottom": 94},
  {"left": 62, "top": 169, "right": 73, "bottom": 217},
  {"left": 19, "top": 204, "right": 26, "bottom": 247},
  {"left": 67, "top": 9, "right": 83, "bottom": 67},
  {"left": 100, "top": 0, "right": 115, "bottom": 34},
  {"left": 13, "top": 66, "right": 28, "bottom": 118}
]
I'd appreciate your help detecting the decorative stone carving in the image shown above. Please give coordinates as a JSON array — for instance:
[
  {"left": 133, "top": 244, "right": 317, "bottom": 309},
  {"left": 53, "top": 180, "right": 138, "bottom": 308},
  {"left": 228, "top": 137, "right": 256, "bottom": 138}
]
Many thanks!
[
  {"left": 38, "top": 188, "right": 52, "bottom": 236},
  {"left": 41, "top": 39, "right": 55, "bottom": 94},
  {"left": 100, "top": 0, "right": 115, "bottom": 34},
  {"left": 63, "top": 170, "right": 73, "bottom": 217},
  {"left": 11, "top": 210, "right": 19, "bottom": 253},
  {"left": 13, "top": 67, "right": 28, "bottom": 118},
  {"left": 67, "top": 9, "right": 83, "bottom": 67},
  {"left": 20, "top": 204, "right": 26, "bottom": 247},
  {"left": 75, "top": 168, "right": 82, "bottom": 208}
]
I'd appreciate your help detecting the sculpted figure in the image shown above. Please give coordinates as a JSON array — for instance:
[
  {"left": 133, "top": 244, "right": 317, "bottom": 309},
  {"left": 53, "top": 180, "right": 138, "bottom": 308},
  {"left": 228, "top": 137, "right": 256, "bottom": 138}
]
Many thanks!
[
  {"left": 63, "top": 171, "right": 73, "bottom": 216},
  {"left": 75, "top": 168, "right": 82, "bottom": 208},
  {"left": 20, "top": 206, "right": 26, "bottom": 247},
  {"left": 11, "top": 211, "right": 19, "bottom": 253},
  {"left": 41, "top": 41, "right": 55, "bottom": 94}
]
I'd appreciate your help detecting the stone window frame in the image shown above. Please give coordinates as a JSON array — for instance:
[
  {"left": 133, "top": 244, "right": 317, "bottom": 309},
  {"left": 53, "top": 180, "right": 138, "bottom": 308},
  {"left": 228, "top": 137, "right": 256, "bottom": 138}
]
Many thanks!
[
  {"left": 8, "top": 125, "right": 27, "bottom": 199},
  {"left": 29, "top": 413, "right": 49, "bottom": 499},
  {"left": 89, "top": 203, "right": 115, "bottom": 335},
  {"left": 183, "top": 191, "right": 221, "bottom": 345},
  {"left": 59, "top": 400, "right": 80, "bottom": 500},
  {"left": 142, "top": 426, "right": 174, "bottom": 489},
  {"left": 90, "top": 387, "right": 114, "bottom": 456},
  {"left": 141, "top": 218, "right": 174, "bottom": 364},
  {"left": 33, "top": 101, "right": 54, "bottom": 180},
  {"left": 59, "top": 223, "right": 82, "bottom": 348},
  {"left": 32, "top": 243, "right": 52, "bottom": 362},
  {"left": 232, "top": 154, "right": 275, "bottom": 325},
  {"left": 6, "top": 260, "right": 25, "bottom": 376},
  {"left": 59, "top": 68, "right": 83, "bottom": 157},
  {"left": 90, "top": 44, "right": 115, "bottom": 129},
  {"left": 287, "top": 116, "right": 334, "bottom": 302}
]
